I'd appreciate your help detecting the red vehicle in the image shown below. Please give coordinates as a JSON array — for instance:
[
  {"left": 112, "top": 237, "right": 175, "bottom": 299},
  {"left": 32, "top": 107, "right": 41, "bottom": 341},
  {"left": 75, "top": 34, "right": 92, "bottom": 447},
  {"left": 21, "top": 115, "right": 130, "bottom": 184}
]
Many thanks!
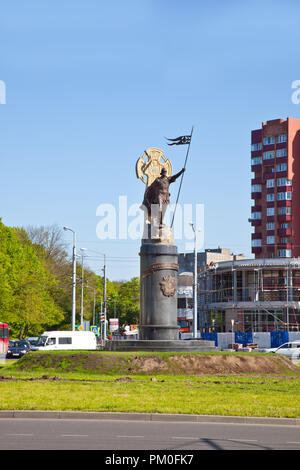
[
  {"left": 0, "top": 323, "right": 9, "bottom": 355},
  {"left": 178, "top": 318, "right": 192, "bottom": 334}
]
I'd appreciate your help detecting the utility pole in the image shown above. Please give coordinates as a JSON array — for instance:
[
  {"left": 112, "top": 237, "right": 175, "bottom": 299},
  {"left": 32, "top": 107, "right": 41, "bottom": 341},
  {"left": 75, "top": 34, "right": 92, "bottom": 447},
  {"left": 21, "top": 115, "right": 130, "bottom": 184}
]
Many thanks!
[
  {"left": 103, "top": 256, "right": 107, "bottom": 340},
  {"left": 80, "top": 248, "right": 88, "bottom": 328},
  {"left": 63, "top": 226, "right": 77, "bottom": 331},
  {"left": 190, "top": 222, "right": 198, "bottom": 338},
  {"left": 80, "top": 248, "right": 107, "bottom": 340}
]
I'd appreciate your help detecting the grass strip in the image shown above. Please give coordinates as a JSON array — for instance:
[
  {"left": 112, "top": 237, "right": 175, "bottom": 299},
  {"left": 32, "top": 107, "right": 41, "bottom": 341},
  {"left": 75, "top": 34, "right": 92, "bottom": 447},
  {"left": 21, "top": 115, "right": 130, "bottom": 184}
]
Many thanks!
[
  {"left": 0, "top": 351, "right": 299, "bottom": 418},
  {"left": 0, "top": 372, "right": 299, "bottom": 418}
]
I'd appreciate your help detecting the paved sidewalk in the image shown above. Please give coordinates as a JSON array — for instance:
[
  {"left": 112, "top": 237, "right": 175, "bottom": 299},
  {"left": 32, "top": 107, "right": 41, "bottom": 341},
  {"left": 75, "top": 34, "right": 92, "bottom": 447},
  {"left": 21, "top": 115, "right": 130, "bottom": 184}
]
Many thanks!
[{"left": 0, "top": 410, "right": 299, "bottom": 426}]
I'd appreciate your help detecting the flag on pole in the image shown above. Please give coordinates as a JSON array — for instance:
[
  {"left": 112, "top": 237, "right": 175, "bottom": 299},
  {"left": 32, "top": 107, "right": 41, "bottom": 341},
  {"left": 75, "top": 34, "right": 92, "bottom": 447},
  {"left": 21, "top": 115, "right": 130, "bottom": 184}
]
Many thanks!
[
  {"left": 165, "top": 135, "right": 191, "bottom": 146},
  {"left": 167, "top": 127, "right": 194, "bottom": 228}
]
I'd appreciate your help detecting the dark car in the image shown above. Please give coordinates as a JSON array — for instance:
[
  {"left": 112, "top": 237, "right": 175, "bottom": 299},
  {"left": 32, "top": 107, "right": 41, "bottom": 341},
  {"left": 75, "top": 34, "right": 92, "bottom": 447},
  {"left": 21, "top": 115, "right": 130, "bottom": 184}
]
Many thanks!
[
  {"left": 26, "top": 337, "right": 39, "bottom": 346},
  {"left": 6, "top": 340, "right": 31, "bottom": 358}
]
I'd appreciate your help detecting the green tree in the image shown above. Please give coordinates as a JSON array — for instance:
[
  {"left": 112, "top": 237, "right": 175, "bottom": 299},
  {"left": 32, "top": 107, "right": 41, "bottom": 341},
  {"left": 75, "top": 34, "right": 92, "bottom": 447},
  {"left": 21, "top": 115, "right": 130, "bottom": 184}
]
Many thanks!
[
  {"left": 106, "top": 277, "right": 140, "bottom": 328},
  {"left": 0, "top": 220, "right": 64, "bottom": 338},
  {"left": 16, "top": 224, "right": 75, "bottom": 330}
]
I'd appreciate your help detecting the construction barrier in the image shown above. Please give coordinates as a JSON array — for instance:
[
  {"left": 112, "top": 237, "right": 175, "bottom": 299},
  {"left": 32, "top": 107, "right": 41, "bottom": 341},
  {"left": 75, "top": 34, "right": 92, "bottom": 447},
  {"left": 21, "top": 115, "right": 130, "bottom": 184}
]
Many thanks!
[{"left": 199, "top": 331, "right": 300, "bottom": 349}]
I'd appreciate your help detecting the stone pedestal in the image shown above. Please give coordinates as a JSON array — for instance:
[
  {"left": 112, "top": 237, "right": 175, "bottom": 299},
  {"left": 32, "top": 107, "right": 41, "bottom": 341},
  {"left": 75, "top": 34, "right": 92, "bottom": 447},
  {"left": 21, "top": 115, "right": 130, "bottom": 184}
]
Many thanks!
[
  {"left": 102, "top": 223, "right": 219, "bottom": 354},
  {"left": 103, "top": 339, "right": 218, "bottom": 352},
  {"left": 139, "top": 241, "right": 179, "bottom": 341}
]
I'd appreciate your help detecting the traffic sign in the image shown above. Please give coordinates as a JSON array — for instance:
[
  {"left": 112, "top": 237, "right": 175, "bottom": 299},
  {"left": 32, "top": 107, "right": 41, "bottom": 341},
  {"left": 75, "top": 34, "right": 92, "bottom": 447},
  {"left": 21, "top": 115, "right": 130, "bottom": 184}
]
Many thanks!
[{"left": 90, "top": 326, "right": 100, "bottom": 335}]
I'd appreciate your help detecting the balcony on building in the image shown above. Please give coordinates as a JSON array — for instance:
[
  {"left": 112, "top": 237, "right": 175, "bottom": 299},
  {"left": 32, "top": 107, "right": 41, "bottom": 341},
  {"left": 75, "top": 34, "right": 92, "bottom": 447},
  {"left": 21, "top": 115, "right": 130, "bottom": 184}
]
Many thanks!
[
  {"left": 277, "top": 200, "right": 292, "bottom": 208},
  {"left": 249, "top": 209, "right": 262, "bottom": 225},
  {"left": 251, "top": 164, "right": 262, "bottom": 172},
  {"left": 251, "top": 192, "right": 262, "bottom": 200},
  {"left": 277, "top": 185, "right": 292, "bottom": 192},
  {"left": 250, "top": 219, "right": 262, "bottom": 227},
  {"left": 251, "top": 149, "right": 262, "bottom": 157},
  {"left": 264, "top": 170, "right": 275, "bottom": 179},
  {"left": 276, "top": 142, "right": 287, "bottom": 150},
  {"left": 276, "top": 170, "right": 288, "bottom": 178},
  {"left": 266, "top": 187, "right": 275, "bottom": 194},
  {"left": 278, "top": 228, "right": 291, "bottom": 237},
  {"left": 263, "top": 143, "right": 275, "bottom": 150},
  {"left": 263, "top": 159, "right": 275, "bottom": 167},
  {"left": 276, "top": 156, "right": 288, "bottom": 164},
  {"left": 251, "top": 177, "right": 262, "bottom": 185},
  {"left": 278, "top": 242, "right": 292, "bottom": 249},
  {"left": 251, "top": 232, "right": 262, "bottom": 239},
  {"left": 277, "top": 214, "right": 292, "bottom": 223}
]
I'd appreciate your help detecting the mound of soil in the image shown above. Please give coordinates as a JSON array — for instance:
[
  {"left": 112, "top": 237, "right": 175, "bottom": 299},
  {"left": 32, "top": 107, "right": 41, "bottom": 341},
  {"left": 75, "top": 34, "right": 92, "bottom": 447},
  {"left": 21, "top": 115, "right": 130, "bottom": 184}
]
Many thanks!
[
  {"left": 12, "top": 351, "right": 300, "bottom": 376},
  {"left": 130, "top": 354, "right": 299, "bottom": 375}
]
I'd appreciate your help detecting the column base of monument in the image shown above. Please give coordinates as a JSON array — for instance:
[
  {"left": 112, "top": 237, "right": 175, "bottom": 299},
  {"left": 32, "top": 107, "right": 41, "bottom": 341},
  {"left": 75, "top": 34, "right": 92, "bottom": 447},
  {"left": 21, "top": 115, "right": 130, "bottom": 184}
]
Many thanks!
[
  {"left": 102, "top": 339, "right": 218, "bottom": 352},
  {"left": 139, "top": 237, "right": 179, "bottom": 342},
  {"left": 139, "top": 325, "right": 179, "bottom": 341}
]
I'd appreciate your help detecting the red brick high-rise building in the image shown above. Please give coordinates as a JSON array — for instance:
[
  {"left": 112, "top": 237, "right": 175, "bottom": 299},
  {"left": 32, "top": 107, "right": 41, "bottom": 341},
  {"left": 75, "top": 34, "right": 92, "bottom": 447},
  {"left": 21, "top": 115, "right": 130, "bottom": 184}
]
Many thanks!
[{"left": 251, "top": 117, "right": 300, "bottom": 258}]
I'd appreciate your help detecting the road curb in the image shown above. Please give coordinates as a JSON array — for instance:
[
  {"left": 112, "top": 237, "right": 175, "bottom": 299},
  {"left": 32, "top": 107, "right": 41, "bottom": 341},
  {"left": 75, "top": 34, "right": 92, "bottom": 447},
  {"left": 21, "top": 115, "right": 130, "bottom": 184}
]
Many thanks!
[{"left": 0, "top": 410, "right": 299, "bottom": 426}]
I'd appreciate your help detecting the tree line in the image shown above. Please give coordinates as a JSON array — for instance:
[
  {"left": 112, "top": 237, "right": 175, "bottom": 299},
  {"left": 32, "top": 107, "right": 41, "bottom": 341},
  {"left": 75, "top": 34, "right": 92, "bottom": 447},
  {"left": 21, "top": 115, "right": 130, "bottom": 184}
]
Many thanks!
[{"left": 0, "top": 219, "right": 139, "bottom": 338}]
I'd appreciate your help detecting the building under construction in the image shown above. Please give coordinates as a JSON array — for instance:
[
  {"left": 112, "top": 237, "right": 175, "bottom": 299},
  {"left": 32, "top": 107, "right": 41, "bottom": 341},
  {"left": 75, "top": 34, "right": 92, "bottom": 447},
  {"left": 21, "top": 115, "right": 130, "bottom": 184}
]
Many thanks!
[{"left": 198, "top": 258, "right": 300, "bottom": 332}]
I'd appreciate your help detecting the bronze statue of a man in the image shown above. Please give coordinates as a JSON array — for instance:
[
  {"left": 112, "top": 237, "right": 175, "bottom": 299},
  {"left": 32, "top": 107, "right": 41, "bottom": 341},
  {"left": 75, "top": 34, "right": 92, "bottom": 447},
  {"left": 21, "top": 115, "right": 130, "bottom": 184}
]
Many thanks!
[{"left": 142, "top": 167, "right": 185, "bottom": 226}]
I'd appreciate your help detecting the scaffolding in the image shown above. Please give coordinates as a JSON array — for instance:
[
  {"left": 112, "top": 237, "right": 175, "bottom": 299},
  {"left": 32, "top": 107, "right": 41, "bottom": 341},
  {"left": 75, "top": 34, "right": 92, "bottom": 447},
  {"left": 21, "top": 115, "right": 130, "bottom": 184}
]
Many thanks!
[{"left": 198, "top": 259, "right": 300, "bottom": 332}]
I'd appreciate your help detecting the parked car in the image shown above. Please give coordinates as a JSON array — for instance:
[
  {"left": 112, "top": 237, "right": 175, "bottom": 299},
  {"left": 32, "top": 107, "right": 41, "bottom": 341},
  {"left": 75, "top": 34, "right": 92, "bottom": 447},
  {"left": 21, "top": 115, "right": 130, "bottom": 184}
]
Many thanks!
[
  {"left": 26, "top": 337, "right": 39, "bottom": 346},
  {"left": 6, "top": 340, "right": 32, "bottom": 358},
  {"left": 264, "top": 341, "right": 300, "bottom": 359}
]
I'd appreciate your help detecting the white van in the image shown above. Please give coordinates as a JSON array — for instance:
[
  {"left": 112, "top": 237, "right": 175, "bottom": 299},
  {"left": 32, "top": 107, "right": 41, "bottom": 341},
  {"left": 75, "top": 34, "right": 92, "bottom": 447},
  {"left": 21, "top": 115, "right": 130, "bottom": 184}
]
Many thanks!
[
  {"left": 33, "top": 331, "right": 97, "bottom": 351},
  {"left": 265, "top": 341, "right": 300, "bottom": 359}
]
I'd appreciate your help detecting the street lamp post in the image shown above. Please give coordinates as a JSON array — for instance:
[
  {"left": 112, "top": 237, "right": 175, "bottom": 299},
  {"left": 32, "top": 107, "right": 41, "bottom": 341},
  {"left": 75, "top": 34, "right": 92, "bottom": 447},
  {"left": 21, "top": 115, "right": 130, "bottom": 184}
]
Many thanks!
[
  {"left": 86, "top": 285, "right": 96, "bottom": 325},
  {"left": 80, "top": 248, "right": 107, "bottom": 340},
  {"left": 189, "top": 222, "right": 199, "bottom": 339},
  {"left": 103, "top": 256, "right": 107, "bottom": 339},
  {"left": 79, "top": 248, "right": 88, "bottom": 328},
  {"left": 63, "top": 226, "right": 76, "bottom": 331},
  {"left": 231, "top": 318, "right": 235, "bottom": 350}
]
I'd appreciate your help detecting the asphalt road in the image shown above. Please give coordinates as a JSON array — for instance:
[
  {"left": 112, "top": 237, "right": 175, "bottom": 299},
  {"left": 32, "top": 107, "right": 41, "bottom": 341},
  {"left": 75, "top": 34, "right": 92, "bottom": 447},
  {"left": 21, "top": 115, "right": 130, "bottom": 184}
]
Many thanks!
[{"left": 0, "top": 417, "right": 300, "bottom": 450}]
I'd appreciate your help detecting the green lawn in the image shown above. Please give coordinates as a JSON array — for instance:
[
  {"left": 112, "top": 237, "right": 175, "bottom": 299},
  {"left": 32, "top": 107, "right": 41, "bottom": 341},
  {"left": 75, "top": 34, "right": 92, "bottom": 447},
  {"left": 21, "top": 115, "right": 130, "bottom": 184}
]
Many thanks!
[{"left": 1, "top": 360, "right": 300, "bottom": 418}]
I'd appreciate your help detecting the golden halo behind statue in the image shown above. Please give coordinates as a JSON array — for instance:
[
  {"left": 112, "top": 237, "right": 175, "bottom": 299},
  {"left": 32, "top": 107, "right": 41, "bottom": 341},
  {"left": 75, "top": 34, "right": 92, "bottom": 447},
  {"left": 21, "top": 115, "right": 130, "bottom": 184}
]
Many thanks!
[{"left": 136, "top": 147, "right": 172, "bottom": 187}]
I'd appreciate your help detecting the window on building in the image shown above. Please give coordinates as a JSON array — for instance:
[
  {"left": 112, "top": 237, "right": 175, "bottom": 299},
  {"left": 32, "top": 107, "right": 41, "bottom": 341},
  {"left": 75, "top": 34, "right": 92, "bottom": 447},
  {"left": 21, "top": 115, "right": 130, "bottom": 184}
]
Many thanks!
[
  {"left": 280, "top": 223, "right": 289, "bottom": 229},
  {"left": 266, "top": 179, "right": 275, "bottom": 188},
  {"left": 276, "top": 163, "right": 287, "bottom": 172},
  {"left": 252, "top": 212, "right": 262, "bottom": 219},
  {"left": 252, "top": 239, "right": 262, "bottom": 247},
  {"left": 267, "top": 236, "right": 275, "bottom": 244},
  {"left": 251, "top": 156, "right": 262, "bottom": 165},
  {"left": 264, "top": 136, "right": 275, "bottom": 145},
  {"left": 277, "top": 178, "right": 292, "bottom": 187},
  {"left": 280, "top": 237, "right": 289, "bottom": 244},
  {"left": 251, "top": 142, "right": 262, "bottom": 151},
  {"left": 178, "top": 320, "right": 189, "bottom": 329},
  {"left": 178, "top": 298, "right": 193, "bottom": 308},
  {"left": 267, "top": 207, "right": 275, "bottom": 216},
  {"left": 263, "top": 151, "right": 275, "bottom": 160},
  {"left": 267, "top": 222, "right": 275, "bottom": 230},
  {"left": 278, "top": 207, "right": 292, "bottom": 215},
  {"left": 277, "top": 134, "right": 287, "bottom": 143},
  {"left": 277, "top": 192, "right": 292, "bottom": 201},
  {"left": 276, "top": 148, "right": 287, "bottom": 158},
  {"left": 267, "top": 193, "right": 275, "bottom": 202},
  {"left": 251, "top": 184, "right": 262, "bottom": 192},
  {"left": 278, "top": 249, "right": 292, "bottom": 257}
]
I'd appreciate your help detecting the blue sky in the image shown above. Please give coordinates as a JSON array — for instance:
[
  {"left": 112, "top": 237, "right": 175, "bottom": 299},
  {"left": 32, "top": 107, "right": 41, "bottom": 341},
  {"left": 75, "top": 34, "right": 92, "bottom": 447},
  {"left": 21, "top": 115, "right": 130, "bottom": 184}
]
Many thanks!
[{"left": 1, "top": 0, "right": 300, "bottom": 280}]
